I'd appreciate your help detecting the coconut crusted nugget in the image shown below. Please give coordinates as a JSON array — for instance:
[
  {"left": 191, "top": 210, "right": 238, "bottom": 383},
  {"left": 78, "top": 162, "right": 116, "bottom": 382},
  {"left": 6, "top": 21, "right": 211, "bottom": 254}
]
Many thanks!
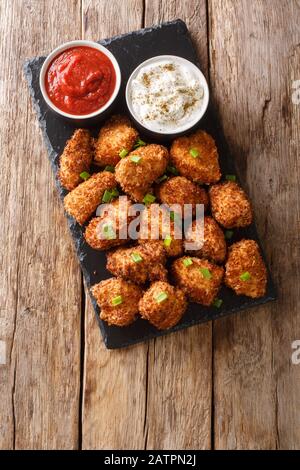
[
  {"left": 64, "top": 171, "right": 116, "bottom": 225},
  {"left": 58, "top": 129, "right": 93, "bottom": 191},
  {"left": 115, "top": 144, "right": 169, "bottom": 202},
  {"left": 91, "top": 277, "right": 143, "bottom": 327},
  {"left": 84, "top": 196, "right": 135, "bottom": 250},
  {"left": 106, "top": 242, "right": 168, "bottom": 285},
  {"left": 225, "top": 239, "right": 267, "bottom": 298},
  {"left": 138, "top": 205, "right": 184, "bottom": 257},
  {"left": 172, "top": 256, "right": 224, "bottom": 306},
  {"left": 155, "top": 176, "right": 209, "bottom": 216},
  {"left": 94, "top": 115, "right": 138, "bottom": 167},
  {"left": 185, "top": 216, "right": 227, "bottom": 263},
  {"left": 209, "top": 181, "right": 253, "bottom": 228},
  {"left": 139, "top": 281, "right": 187, "bottom": 330},
  {"left": 170, "top": 129, "right": 221, "bottom": 184}
]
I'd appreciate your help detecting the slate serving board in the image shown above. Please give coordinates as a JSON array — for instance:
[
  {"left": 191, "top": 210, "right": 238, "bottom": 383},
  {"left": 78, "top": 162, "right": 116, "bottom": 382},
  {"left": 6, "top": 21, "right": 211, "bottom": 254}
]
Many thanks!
[{"left": 24, "top": 19, "right": 276, "bottom": 349}]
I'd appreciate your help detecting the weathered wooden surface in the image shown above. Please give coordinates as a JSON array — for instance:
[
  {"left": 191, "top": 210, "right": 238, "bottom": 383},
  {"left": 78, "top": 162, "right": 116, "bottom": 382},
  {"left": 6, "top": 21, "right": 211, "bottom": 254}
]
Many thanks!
[{"left": 0, "top": 0, "right": 299, "bottom": 450}]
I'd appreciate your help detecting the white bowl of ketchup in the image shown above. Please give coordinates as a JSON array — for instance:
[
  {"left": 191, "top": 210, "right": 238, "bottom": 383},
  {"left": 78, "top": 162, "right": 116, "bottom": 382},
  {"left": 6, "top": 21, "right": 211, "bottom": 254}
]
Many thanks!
[{"left": 39, "top": 40, "right": 121, "bottom": 124}]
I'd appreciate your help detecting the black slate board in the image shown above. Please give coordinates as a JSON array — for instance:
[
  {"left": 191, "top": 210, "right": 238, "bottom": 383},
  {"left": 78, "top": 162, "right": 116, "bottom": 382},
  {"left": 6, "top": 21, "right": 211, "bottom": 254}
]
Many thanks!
[{"left": 24, "top": 19, "right": 276, "bottom": 349}]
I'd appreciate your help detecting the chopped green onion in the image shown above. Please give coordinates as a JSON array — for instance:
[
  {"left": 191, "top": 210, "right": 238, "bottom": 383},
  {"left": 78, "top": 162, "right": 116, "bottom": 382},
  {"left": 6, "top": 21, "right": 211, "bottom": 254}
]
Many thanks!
[
  {"left": 199, "top": 267, "right": 212, "bottom": 280},
  {"left": 131, "top": 252, "right": 143, "bottom": 263},
  {"left": 155, "top": 291, "right": 168, "bottom": 303},
  {"left": 102, "top": 223, "right": 116, "bottom": 240},
  {"left": 130, "top": 155, "right": 142, "bottom": 164},
  {"left": 213, "top": 298, "right": 223, "bottom": 308},
  {"left": 111, "top": 187, "right": 119, "bottom": 197},
  {"left": 240, "top": 271, "right": 251, "bottom": 281},
  {"left": 167, "top": 165, "right": 179, "bottom": 176},
  {"left": 155, "top": 174, "right": 168, "bottom": 184},
  {"left": 133, "top": 138, "right": 146, "bottom": 149},
  {"left": 163, "top": 235, "right": 172, "bottom": 248},
  {"left": 170, "top": 211, "right": 181, "bottom": 225},
  {"left": 183, "top": 257, "right": 193, "bottom": 267},
  {"left": 226, "top": 174, "right": 236, "bottom": 181},
  {"left": 143, "top": 194, "right": 156, "bottom": 205},
  {"left": 80, "top": 171, "right": 90, "bottom": 181},
  {"left": 119, "top": 148, "right": 128, "bottom": 158},
  {"left": 104, "top": 165, "right": 115, "bottom": 173},
  {"left": 112, "top": 295, "right": 123, "bottom": 306},
  {"left": 189, "top": 148, "right": 199, "bottom": 158},
  {"left": 225, "top": 230, "right": 234, "bottom": 240},
  {"left": 102, "top": 190, "right": 112, "bottom": 203}
]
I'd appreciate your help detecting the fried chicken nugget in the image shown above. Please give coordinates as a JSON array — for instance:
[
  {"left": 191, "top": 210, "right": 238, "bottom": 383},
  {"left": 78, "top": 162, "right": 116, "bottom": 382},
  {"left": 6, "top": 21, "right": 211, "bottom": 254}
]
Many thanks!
[
  {"left": 91, "top": 277, "right": 143, "bottom": 326},
  {"left": 185, "top": 216, "right": 227, "bottom": 263},
  {"left": 138, "top": 205, "right": 184, "bottom": 257},
  {"left": 170, "top": 130, "right": 221, "bottom": 184},
  {"left": 58, "top": 129, "right": 93, "bottom": 191},
  {"left": 64, "top": 171, "right": 116, "bottom": 225},
  {"left": 139, "top": 281, "right": 187, "bottom": 330},
  {"left": 172, "top": 257, "right": 224, "bottom": 306},
  {"left": 115, "top": 144, "right": 169, "bottom": 202},
  {"left": 155, "top": 176, "right": 209, "bottom": 216},
  {"left": 209, "top": 181, "right": 253, "bottom": 228},
  {"left": 94, "top": 115, "right": 138, "bottom": 167},
  {"left": 225, "top": 239, "right": 267, "bottom": 298},
  {"left": 84, "top": 196, "right": 135, "bottom": 250},
  {"left": 106, "top": 242, "right": 168, "bottom": 285}
]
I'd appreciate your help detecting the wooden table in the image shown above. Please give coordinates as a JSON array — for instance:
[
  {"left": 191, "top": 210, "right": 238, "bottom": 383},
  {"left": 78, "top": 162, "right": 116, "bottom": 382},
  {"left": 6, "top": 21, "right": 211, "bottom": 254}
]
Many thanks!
[{"left": 1, "top": 0, "right": 299, "bottom": 450}]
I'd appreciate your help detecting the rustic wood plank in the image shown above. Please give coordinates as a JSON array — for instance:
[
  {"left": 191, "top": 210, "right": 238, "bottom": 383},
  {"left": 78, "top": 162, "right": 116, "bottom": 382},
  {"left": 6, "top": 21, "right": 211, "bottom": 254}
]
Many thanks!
[
  {"left": 81, "top": 0, "right": 148, "bottom": 450},
  {"left": 144, "top": 0, "right": 212, "bottom": 450},
  {"left": 209, "top": 0, "right": 300, "bottom": 449},
  {"left": 0, "top": 0, "right": 82, "bottom": 450}
]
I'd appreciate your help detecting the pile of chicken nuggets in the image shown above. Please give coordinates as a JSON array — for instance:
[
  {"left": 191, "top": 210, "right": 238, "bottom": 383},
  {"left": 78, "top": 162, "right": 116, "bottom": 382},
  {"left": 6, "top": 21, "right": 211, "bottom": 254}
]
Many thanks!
[{"left": 59, "top": 114, "right": 267, "bottom": 330}]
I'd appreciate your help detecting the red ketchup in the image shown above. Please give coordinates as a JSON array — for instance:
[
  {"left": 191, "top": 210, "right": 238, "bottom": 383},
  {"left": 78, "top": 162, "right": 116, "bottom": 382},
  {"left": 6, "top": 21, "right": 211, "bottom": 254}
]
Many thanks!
[{"left": 45, "top": 46, "right": 116, "bottom": 115}]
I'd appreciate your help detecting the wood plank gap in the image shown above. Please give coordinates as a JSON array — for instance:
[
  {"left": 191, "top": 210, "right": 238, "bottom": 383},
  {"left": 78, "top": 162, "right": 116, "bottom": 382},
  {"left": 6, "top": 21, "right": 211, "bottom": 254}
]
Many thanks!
[
  {"left": 78, "top": 274, "right": 86, "bottom": 450},
  {"left": 143, "top": 343, "right": 150, "bottom": 450}
]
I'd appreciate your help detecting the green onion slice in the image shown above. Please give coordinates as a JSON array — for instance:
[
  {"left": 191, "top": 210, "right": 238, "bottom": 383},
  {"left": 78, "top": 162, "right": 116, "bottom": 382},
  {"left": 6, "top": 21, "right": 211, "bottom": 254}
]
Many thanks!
[
  {"left": 225, "top": 230, "right": 234, "bottom": 240},
  {"left": 80, "top": 171, "right": 90, "bottom": 181},
  {"left": 119, "top": 148, "right": 128, "bottom": 158},
  {"left": 226, "top": 174, "right": 236, "bottom": 181},
  {"left": 167, "top": 165, "right": 179, "bottom": 176},
  {"left": 143, "top": 194, "right": 156, "bottom": 205},
  {"left": 104, "top": 165, "right": 115, "bottom": 173},
  {"left": 130, "top": 155, "right": 142, "bottom": 164},
  {"left": 155, "top": 174, "right": 168, "bottom": 184},
  {"left": 199, "top": 267, "right": 212, "bottom": 280},
  {"left": 155, "top": 291, "right": 168, "bottom": 303},
  {"left": 183, "top": 257, "right": 193, "bottom": 267},
  {"left": 133, "top": 138, "right": 146, "bottom": 149},
  {"left": 102, "top": 223, "right": 116, "bottom": 240},
  {"left": 111, "top": 187, "right": 119, "bottom": 197},
  {"left": 112, "top": 295, "right": 123, "bottom": 306},
  {"left": 170, "top": 211, "right": 181, "bottom": 224},
  {"left": 213, "top": 298, "right": 223, "bottom": 308},
  {"left": 163, "top": 235, "right": 172, "bottom": 248},
  {"left": 189, "top": 148, "right": 199, "bottom": 158},
  {"left": 131, "top": 252, "right": 143, "bottom": 263},
  {"left": 240, "top": 271, "right": 251, "bottom": 281},
  {"left": 102, "top": 190, "right": 112, "bottom": 203}
]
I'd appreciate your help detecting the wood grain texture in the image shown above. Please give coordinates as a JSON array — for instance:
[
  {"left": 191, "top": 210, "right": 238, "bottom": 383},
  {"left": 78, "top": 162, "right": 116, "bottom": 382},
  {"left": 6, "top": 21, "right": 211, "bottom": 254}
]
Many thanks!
[
  {"left": 0, "top": 0, "right": 82, "bottom": 450},
  {"left": 81, "top": 0, "right": 148, "bottom": 450},
  {"left": 144, "top": 0, "right": 212, "bottom": 450},
  {"left": 209, "top": 0, "right": 300, "bottom": 449}
]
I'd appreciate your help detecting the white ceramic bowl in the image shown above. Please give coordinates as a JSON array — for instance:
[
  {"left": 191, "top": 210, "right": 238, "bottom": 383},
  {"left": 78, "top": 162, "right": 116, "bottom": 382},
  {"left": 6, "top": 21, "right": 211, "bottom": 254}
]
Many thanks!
[
  {"left": 125, "top": 55, "right": 209, "bottom": 139},
  {"left": 39, "top": 40, "right": 121, "bottom": 123}
]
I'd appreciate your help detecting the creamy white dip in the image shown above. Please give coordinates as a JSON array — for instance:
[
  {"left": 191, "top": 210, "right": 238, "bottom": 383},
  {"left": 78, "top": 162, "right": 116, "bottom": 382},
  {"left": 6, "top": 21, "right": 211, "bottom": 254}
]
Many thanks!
[{"left": 129, "top": 58, "right": 204, "bottom": 133}]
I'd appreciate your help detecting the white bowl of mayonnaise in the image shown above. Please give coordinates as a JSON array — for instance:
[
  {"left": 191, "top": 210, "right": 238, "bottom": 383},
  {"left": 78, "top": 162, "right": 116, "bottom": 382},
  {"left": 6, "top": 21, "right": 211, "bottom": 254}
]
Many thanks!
[{"left": 126, "top": 55, "right": 209, "bottom": 139}]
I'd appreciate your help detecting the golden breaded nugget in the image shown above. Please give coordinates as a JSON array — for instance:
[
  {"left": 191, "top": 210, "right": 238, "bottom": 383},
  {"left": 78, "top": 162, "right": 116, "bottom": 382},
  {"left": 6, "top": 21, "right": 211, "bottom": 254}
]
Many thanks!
[
  {"left": 84, "top": 196, "right": 135, "bottom": 250},
  {"left": 94, "top": 115, "right": 138, "bottom": 167},
  {"left": 91, "top": 277, "right": 143, "bottom": 326},
  {"left": 170, "top": 130, "right": 221, "bottom": 184},
  {"left": 64, "top": 171, "right": 116, "bottom": 225},
  {"left": 115, "top": 144, "right": 169, "bottom": 202},
  {"left": 155, "top": 176, "right": 209, "bottom": 216},
  {"left": 225, "top": 239, "right": 267, "bottom": 298},
  {"left": 172, "top": 257, "right": 224, "bottom": 306},
  {"left": 139, "top": 281, "right": 187, "bottom": 330},
  {"left": 106, "top": 242, "right": 167, "bottom": 285},
  {"left": 185, "top": 216, "right": 226, "bottom": 263},
  {"left": 59, "top": 129, "right": 93, "bottom": 191},
  {"left": 209, "top": 181, "right": 253, "bottom": 228}
]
